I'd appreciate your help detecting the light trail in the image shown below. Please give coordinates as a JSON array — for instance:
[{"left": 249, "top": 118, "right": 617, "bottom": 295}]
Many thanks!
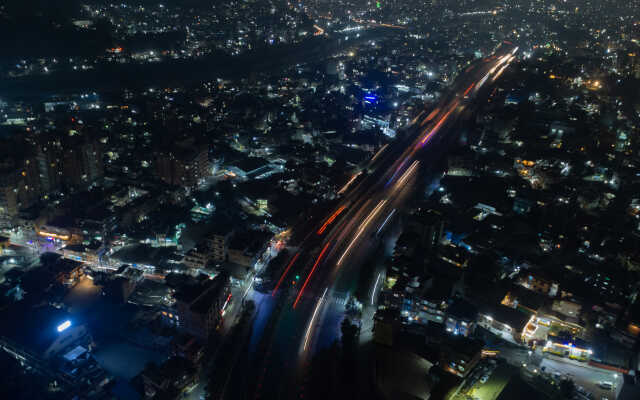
[
  {"left": 293, "top": 242, "right": 331, "bottom": 308},
  {"left": 243, "top": 277, "right": 254, "bottom": 299},
  {"left": 475, "top": 72, "right": 490, "bottom": 91},
  {"left": 371, "top": 273, "right": 381, "bottom": 305},
  {"left": 370, "top": 144, "right": 388, "bottom": 163},
  {"left": 337, "top": 199, "right": 387, "bottom": 266},
  {"left": 410, "top": 110, "right": 425, "bottom": 125},
  {"left": 463, "top": 83, "right": 475, "bottom": 97},
  {"left": 394, "top": 160, "right": 419, "bottom": 188},
  {"left": 385, "top": 157, "right": 408, "bottom": 187},
  {"left": 492, "top": 63, "right": 510, "bottom": 81},
  {"left": 338, "top": 172, "right": 362, "bottom": 195},
  {"left": 317, "top": 205, "right": 347, "bottom": 235},
  {"left": 420, "top": 107, "right": 441, "bottom": 126},
  {"left": 376, "top": 209, "right": 396, "bottom": 235},
  {"left": 418, "top": 101, "right": 459, "bottom": 147},
  {"left": 489, "top": 54, "right": 510, "bottom": 74},
  {"left": 303, "top": 287, "right": 328, "bottom": 351},
  {"left": 313, "top": 24, "right": 325, "bottom": 36},
  {"left": 220, "top": 293, "right": 232, "bottom": 316},
  {"left": 271, "top": 252, "right": 300, "bottom": 296}
]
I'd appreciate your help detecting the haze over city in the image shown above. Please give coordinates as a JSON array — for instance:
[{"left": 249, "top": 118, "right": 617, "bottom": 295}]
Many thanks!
[{"left": 0, "top": 1, "right": 639, "bottom": 400}]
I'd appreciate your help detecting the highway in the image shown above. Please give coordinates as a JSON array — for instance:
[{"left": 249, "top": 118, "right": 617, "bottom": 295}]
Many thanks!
[{"left": 222, "top": 44, "right": 519, "bottom": 400}]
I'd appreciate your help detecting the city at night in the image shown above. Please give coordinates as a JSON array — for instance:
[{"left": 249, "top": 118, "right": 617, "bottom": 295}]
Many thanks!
[{"left": 1, "top": 1, "right": 640, "bottom": 399}]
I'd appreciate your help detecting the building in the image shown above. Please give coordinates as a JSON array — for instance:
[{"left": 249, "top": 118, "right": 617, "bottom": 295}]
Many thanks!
[
  {"left": 438, "top": 243, "right": 471, "bottom": 268},
  {"left": 0, "top": 305, "right": 92, "bottom": 361},
  {"left": 206, "top": 224, "right": 234, "bottom": 262},
  {"left": 516, "top": 271, "right": 559, "bottom": 297},
  {"left": 50, "top": 258, "right": 84, "bottom": 286},
  {"left": 227, "top": 230, "right": 271, "bottom": 268},
  {"left": 408, "top": 209, "right": 444, "bottom": 253},
  {"left": 61, "top": 243, "right": 101, "bottom": 264},
  {"left": 155, "top": 140, "right": 210, "bottom": 188},
  {"left": 171, "top": 335, "right": 205, "bottom": 365},
  {"left": 478, "top": 304, "right": 531, "bottom": 343},
  {"left": 0, "top": 158, "right": 40, "bottom": 219},
  {"left": 141, "top": 357, "right": 197, "bottom": 399},
  {"left": 445, "top": 298, "right": 477, "bottom": 337},
  {"left": 439, "top": 336, "right": 484, "bottom": 378},
  {"left": 543, "top": 332, "right": 592, "bottom": 362},
  {"left": 183, "top": 244, "right": 212, "bottom": 271},
  {"left": 35, "top": 135, "right": 103, "bottom": 190},
  {"left": 182, "top": 223, "right": 234, "bottom": 271},
  {"left": 174, "top": 273, "right": 230, "bottom": 338},
  {"left": 63, "top": 141, "right": 104, "bottom": 187}
]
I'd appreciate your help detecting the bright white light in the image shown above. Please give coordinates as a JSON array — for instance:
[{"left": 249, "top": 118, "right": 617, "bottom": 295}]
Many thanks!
[
  {"left": 57, "top": 320, "right": 71, "bottom": 332},
  {"left": 371, "top": 273, "right": 382, "bottom": 305},
  {"left": 304, "top": 288, "right": 328, "bottom": 351}
]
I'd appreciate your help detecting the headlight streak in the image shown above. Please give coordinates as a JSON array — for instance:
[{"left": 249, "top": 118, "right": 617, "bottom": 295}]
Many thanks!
[
  {"left": 303, "top": 287, "right": 328, "bottom": 351},
  {"left": 376, "top": 209, "right": 396, "bottom": 235},
  {"left": 337, "top": 172, "right": 362, "bottom": 195},
  {"left": 371, "top": 273, "right": 382, "bottom": 305},
  {"left": 336, "top": 199, "right": 387, "bottom": 266}
]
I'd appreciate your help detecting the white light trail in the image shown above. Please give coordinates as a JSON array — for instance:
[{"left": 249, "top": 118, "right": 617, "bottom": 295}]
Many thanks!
[
  {"left": 337, "top": 199, "right": 387, "bottom": 266},
  {"left": 304, "top": 287, "right": 328, "bottom": 351},
  {"left": 476, "top": 72, "right": 490, "bottom": 91},
  {"left": 493, "top": 63, "right": 510, "bottom": 81},
  {"left": 376, "top": 209, "right": 396, "bottom": 235},
  {"left": 370, "top": 144, "right": 388, "bottom": 163},
  {"left": 338, "top": 172, "right": 362, "bottom": 195},
  {"left": 371, "top": 273, "right": 381, "bottom": 305},
  {"left": 243, "top": 277, "right": 254, "bottom": 299},
  {"left": 394, "top": 160, "right": 419, "bottom": 188}
]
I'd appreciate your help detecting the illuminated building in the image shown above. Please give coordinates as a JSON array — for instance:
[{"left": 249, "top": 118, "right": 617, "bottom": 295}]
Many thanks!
[
  {"left": 227, "top": 230, "right": 272, "bottom": 268},
  {"left": 0, "top": 305, "right": 91, "bottom": 361},
  {"left": 445, "top": 298, "right": 477, "bottom": 337},
  {"left": 155, "top": 140, "right": 210, "bottom": 188},
  {"left": 174, "top": 273, "right": 230, "bottom": 338},
  {"left": 439, "top": 336, "right": 484, "bottom": 378},
  {"left": 542, "top": 334, "right": 592, "bottom": 362},
  {"left": 478, "top": 304, "right": 530, "bottom": 343}
]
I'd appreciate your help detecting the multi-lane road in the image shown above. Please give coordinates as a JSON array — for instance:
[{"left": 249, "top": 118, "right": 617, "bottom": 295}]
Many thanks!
[{"left": 220, "top": 43, "right": 519, "bottom": 400}]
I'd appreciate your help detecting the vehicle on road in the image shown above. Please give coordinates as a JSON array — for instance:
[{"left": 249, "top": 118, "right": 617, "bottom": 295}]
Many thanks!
[{"left": 598, "top": 381, "right": 613, "bottom": 390}]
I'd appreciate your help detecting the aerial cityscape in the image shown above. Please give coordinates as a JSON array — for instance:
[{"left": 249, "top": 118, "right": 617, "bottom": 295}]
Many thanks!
[{"left": 0, "top": 1, "right": 639, "bottom": 399}]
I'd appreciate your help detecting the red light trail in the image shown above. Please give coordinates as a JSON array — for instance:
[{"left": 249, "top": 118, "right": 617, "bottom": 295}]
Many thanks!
[
  {"left": 463, "top": 83, "right": 475, "bottom": 97},
  {"left": 293, "top": 242, "right": 331, "bottom": 309},
  {"left": 420, "top": 107, "right": 441, "bottom": 126},
  {"left": 317, "top": 205, "right": 347, "bottom": 235},
  {"left": 271, "top": 252, "right": 300, "bottom": 296}
]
